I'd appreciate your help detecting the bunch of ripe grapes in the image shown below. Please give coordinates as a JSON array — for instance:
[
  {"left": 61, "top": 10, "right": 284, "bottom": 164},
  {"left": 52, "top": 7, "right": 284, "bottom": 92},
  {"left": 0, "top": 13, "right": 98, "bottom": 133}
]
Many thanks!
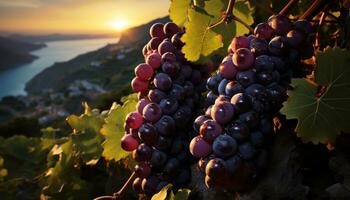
[
  {"left": 189, "top": 14, "right": 314, "bottom": 190},
  {"left": 121, "top": 22, "right": 211, "bottom": 196}
]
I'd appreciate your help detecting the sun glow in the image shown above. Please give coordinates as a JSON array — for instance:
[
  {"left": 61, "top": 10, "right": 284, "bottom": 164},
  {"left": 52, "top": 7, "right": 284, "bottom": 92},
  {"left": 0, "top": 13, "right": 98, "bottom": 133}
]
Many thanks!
[{"left": 111, "top": 19, "right": 128, "bottom": 32}]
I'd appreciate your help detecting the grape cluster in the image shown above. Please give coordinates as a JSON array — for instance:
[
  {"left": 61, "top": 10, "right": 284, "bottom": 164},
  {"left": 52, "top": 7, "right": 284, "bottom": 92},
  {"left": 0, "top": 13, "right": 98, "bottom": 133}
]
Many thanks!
[
  {"left": 121, "top": 22, "right": 211, "bottom": 196},
  {"left": 190, "top": 14, "right": 314, "bottom": 190}
]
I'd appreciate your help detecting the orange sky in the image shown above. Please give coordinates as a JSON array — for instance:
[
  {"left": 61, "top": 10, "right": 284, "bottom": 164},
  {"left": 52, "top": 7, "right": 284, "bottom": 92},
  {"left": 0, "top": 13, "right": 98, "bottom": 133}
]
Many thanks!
[{"left": 0, "top": 0, "right": 169, "bottom": 34}]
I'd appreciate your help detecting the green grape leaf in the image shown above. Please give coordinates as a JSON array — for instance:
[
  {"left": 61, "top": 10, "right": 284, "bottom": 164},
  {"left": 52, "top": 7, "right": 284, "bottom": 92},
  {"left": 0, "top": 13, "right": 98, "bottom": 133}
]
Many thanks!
[
  {"left": 169, "top": 0, "right": 192, "bottom": 26},
  {"left": 181, "top": 7, "right": 223, "bottom": 62},
  {"left": 206, "top": 0, "right": 254, "bottom": 52},
  {"left": 281, "top": 47, "right": 350, "bottom": 144},
  {"left": 101, "top": 99, "right": 137, "bottom": 161},
  {"left": 151, "top": 184, "right": 172, "bottom": 200}
]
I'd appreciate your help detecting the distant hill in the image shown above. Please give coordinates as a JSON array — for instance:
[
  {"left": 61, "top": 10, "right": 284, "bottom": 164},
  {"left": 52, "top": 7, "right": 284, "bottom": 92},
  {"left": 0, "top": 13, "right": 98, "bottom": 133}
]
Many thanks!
[
  {"left": 9, "top": 33, "right": 117, "bottom": 43},
  {"left": 0, "top": 36, "right": 46, "bottom": 71},
  {"left": 25, "top": 16, "right": 169, "bottom": 94}
]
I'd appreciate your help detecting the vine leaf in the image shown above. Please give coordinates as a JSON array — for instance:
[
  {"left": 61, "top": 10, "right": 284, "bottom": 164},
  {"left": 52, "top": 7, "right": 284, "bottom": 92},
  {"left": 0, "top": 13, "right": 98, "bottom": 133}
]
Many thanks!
[
  {"left": 181, "top": 7, "right": 223, "bottom": 62},
  {"left": 151, "top": 184, "right": 191, "bottom": 200},
  {"left": 169, "top": 0, "right": 192, "bottom": 27},
  {"left": 281, "top": 47, "right": 350, "bottom": 144},
  {"left": 101, "top": 99, "right": 137, "bottom": 161}
]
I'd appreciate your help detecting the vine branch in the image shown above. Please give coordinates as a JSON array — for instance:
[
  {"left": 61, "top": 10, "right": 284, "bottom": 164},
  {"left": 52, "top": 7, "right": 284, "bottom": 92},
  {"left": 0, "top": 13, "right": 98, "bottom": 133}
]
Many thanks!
[
  {"left": 279, "top": 0, "right": 299, "bottom": 15},
  {"left": 299, "top": 0, "right": 328, "bottom": 20}
]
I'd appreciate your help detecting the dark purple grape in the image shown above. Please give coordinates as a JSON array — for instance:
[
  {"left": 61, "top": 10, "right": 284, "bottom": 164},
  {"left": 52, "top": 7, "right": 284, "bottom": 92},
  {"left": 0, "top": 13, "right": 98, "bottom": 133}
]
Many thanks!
[
  {"left": 134, "top": 143, "right": 153, "bottom": 162},
  {"left": 212, "top": 134, "right": 237, "bottom": 158},
  {"left": 254, "top": 23, "right": 273, "bottom": 40},
  {"left": 205, "top": 158, "right": 227, "bottom": 179},
  {"left": 238, "top": 111, "right": 259, "bottom": 128},
  {"left": 270, "top": 56, "right": 287, "bottom": 72},
  {"left": 200, "top": 120, "right": 223, "bottom": 143},
  {"left": 136, "top": 98, "right": 151, "bottom": 114},
  {"left": 249, "top": 37, "right": 268, "bottom": 55},
  {"left": 189, "top": 136, "right": 213, "bottom": 158},
  {"left": 207, "top": 91, "right": 218, "bottom": 105},
  {"left": 294, "top": 19, "right": 312, "bottom": 35},
  {"left": 161, "top": 52, "right": 177, "bottom": 63},
  {"left": 148, "top": 89, "right": 167, "bottom": 103},
  {"left": 171, "top": 32, "right": 184, "bottom": 48},
  {"left": 250, "top": 131, "right": 264, "bottom": 147},
  {"left": 162, "top": 62, "right": 179, "bottom": 77},
  {"left": 268, "top": 14, "right": 292, "bottom": 35},
  {"left": 143, "top": 103, "right": 162, "bottom": 123},
  {"left": 173, "top": 73, "right": 185, "bottom": 85},
  {"left": 149, "top": 37, "right": 162, "bottom": 50},
  {"left": 155, "top": 135, "right": 172, "bottom": 150},
  {"left": 169, "top": 84, "right": 185, "bottom": 101},
  {"left": 232, "top": 48, "right": 255, "bottom": 70},
  {"left": 159, "top": 98, "right": 178, "bottom": 115},
  {"left": 154, "top": 115, "right": 175, "bottom": 136},
  {"left": 158, "top": 40, "right": 175, "bottom": 55},
  {"left": 219, "top": 55, "right": 237, "bottom": 80},
  {"left": 268, "top": 36, "right": 288, "bottom": 55},
  {"left": 194, "top": 115, "right": 209, "bottom": 132},
  {"left": 286, "top": 29, "right": 304, "bottom": 48},
  {"left": 245, "top": 84, "right": 266, "bottom": 100},
  {"left": 135, "top": 163, "right": 151, "bottom": 178},
  {"left": 256, "top": 71, "right": 273, "bottom": 85},
  {"left": 150, "top": 149, "right": 167, "bottom": 168},
  {"left": 218, "top": 79, "right": 229, "bottom": 95},
  {"left": 211, "top": 101, "right": 234, "bottom": 125},
  {"left": 230, "top": 93, "right": 252, "bottom": 113},
  {"left": 164, "top": 22, "right": 180, "bottom": 38},
  {"left": 227, "top": 122, "right": 250, "bottom": 142},
  {"left": 183, "top": 81, "right": 194, "bottom": 97},
  {"left": 238, "top": 143, "right": 256, "bottom": 160},
  {"left": 173, "top": 107, "right": 192, "bottom": 127},
  {"left": 207, "top": 76, "right": 219, "bottom": 93},
  {"left": 163, "top": 158, "right": 180, "bottom": 177},
  {"left": 154, "top": 73, "right": 172, "bottom": 91},
  {"left": 235, "top": 70, "right": 255, "bottom": 88},
  {"left": 150, "top": 23, "right": 165, "bottom": 39},
  {"left": 138, "top": 123, "right": 158, "bottom": 145},
  {"left": 254, "top": 55, "right": 274, "bottom": 72},
  {"left": 180, "top": 64, "right": 193, "bottom": 79},
  {"left": 225, "top": 81, "right": 244, "bottom": 97}
]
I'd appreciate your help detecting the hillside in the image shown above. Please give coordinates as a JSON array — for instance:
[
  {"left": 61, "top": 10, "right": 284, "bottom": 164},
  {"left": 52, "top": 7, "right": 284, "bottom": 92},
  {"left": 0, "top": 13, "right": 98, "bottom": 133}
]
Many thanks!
[
  {"left": 0, "top": 36, "right": 46, "bottom": 71},
  {"left": 9, "top": 33, "right": 116, "bottom": 43},
  {"left": 25, "top": 16, "right": 168, "bottom": 95}
]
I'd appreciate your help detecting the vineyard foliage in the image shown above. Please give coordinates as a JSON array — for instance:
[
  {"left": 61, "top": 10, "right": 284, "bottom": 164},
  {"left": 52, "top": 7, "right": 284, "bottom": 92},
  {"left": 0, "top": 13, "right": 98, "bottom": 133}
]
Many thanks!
[{"left": 0, "top": 0, "right": 349, "bottom": 199}]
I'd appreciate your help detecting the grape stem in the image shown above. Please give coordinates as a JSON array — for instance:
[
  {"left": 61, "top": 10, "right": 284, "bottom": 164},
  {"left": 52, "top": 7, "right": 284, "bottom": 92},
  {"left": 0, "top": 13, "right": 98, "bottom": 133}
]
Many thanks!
[
  {"left": 315, "top": 8, "right": 329, "bottom": 50},
  {"left": 208, "top": 0, "right": 253, "bottom": 33},
  {"left": 113, "top": 172, "right": 137, "bottom": 199},
  {"left": 279, "top": 0, "right": 299, "bottom": 15},
  {"left": 299, "top": 0, "right": 329, "bottom": 20}
]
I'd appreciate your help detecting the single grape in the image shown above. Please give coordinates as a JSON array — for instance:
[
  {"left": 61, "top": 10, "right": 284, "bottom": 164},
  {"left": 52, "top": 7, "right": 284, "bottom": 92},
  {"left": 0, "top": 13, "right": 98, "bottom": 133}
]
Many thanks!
[
  {"left": 154, "top": 73, "right": 172, "bottom": 91},
  {"left": 131, "top": 77, "right": 148, "bottom": 93},
  {"left": 148, "top": 89, "right": 167, "bottom": 103},
  {"left": 121, "top": 134, "right": 139, "bottom": 151},
  {"left": 148, "top": 37, "right": 162, "bottom": 50},
  {"left": 268, "top": 36, "right": 288, "bottom": 55},
  {"left": 232, "top": 48, "right": 255, "bottom": 70},
  {"left": 150, "top": 23, "right": 166, "bottom": 39},
  {"left": 225, "top": 81, "right": 244, "bottom": 97},
  {"left": 205, "top": 158, "right": 227, "bottom": 179},
  {"left": 268, "top": 14, "right": 292, "bottom": 35},
  {"left": 143, "top": 103, "right": 162, "bottom": 123},
  {"left": 254, "top": 23, "right": 273, "bottom": 40},
  {"left": 164, "top": 22, "right": 180, "bottom": 38},
  {"left": 138, "top": 123, "right": 158, "bottom": 145},
  {"left": 199, "top": 120, "right": 223, "bottom": 143},
  {"left": 135, "top": 163, "right": 151, "bottom": 178},
  {"left": 254, "top": 55, "right": 274, "bottom": 72},
  {"left": 134, "top": 143, "right": 153, "bottom": 162},
  {"left": 229, "top": 36, "right": 250, "bottom": 52},
  {"left": 245, "top": 84, "right": 266, "bottom": 100},
  {"left": 180, "top": 64, "right": 193, "bottom": 79},
  {"left": 154, "top": 115, "right": 175, "bottom": 136},
  {"left": 159, "top": 98, "right": 178, "bottom": 115},
  {"left": 207, "top": 76, "right": 219, "bottom": 93},
  {"left": 136, "top": 98, "right": 151, "bottom": 114},
  {"left": 206, "top": 91, "right": 218, "bottom": 105},
  {"left": 235, "top": 69, "right": 255, "bottom": 87},
  {"left": 230, "top": 93, "right": 252, "bottom": 113},
  {"left": 169, "top": 84, "right": 185, "bottom": 101},
  {"left": 162, "top": 62, "right": 179, "bottom": 77},
  {"left": 214, "top": 95, "right": 230, "bottom": 105},
  {"left": 135, "top": 63, "right": 154, "bottom": 81},
  {"left": 211, "top": 101, "right": 234, "bottom": 125},
  {"left": 226, "top": 121, "right": 250, "bottom": 142},
  {"left": 218, "top": 79, "right": 229, "bottom": 95},
  {"left": 150, "top": 149, "right": 167, "bottom": 168},
  {"left": 193, "top": 115, "right": 209, "bottom": 132},
  {"left": 125, "top": 111, "right": 143, "bottom": 129},
  {"left": 161, "top": 52, "right": 177, "bottom": 63},
  {"left": 158, "top": 40, "right": 175, "bottom": 55},
  {"left": 146, "top": 52, "right": 162, "bottom": 69},
  {"left": 219, "top": 55, "right": 237, "bottom": 80},
  {"left": 155, "top": 135, "right": 172, "bottom": 150},
  {"left": 163, "top": 158, "right": 180, "bottom": 177},
  {"left": 171, "top": 32, "right": 184, "bottom": 48},
  {"left": 225, "top": 155, "right": 242, "bottom": 175},
  {"left": 190, "top": 136, "right": 212, "bottom": 158},
  {"left": 286, "top": 29, "right": 304, "bottom": 48},
  {"left": 256, "top": 71, "right": 273, "bottom": 85},
  {"left": 238, "top": 111, "right": 259, "bottom": 128},
  {"left": 249, "top": 37, "right": 268, "bottom": 55},
  {"left": 212, "top": 134, "right": 237, "bottom": 159}
]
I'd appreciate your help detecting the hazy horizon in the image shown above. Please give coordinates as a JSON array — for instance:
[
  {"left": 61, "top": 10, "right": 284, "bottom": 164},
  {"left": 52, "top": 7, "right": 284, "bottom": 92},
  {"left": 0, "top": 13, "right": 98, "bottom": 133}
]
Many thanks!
[{"left": 0, "top": 0, "right": 169, "bottom": 35}]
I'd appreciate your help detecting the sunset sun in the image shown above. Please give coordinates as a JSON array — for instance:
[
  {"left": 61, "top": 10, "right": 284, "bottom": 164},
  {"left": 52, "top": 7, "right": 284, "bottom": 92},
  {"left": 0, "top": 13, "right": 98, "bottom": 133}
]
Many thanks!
[{"left": 111, "top": 19, "right": 128, "bottom": 31}]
